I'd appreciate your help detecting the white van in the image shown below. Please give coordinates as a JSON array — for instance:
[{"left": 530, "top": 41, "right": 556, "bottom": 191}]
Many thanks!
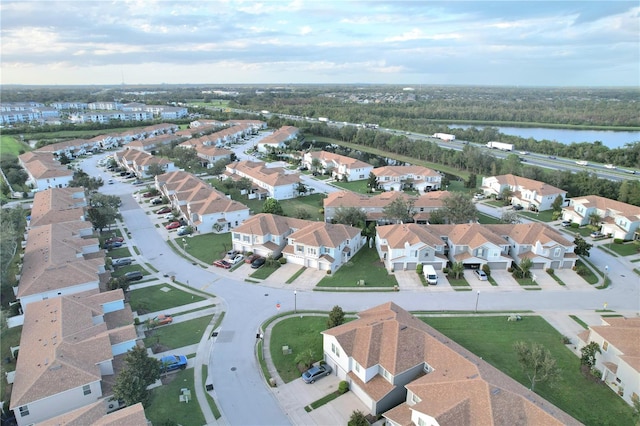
[{"left": 424, "top": 265, "right": 438, "bottom": 285}]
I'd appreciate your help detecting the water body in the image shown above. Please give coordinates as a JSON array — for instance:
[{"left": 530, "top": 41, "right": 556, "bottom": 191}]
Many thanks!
[{"left": 449, "top": 125, "right": 640, "bottom": 149}]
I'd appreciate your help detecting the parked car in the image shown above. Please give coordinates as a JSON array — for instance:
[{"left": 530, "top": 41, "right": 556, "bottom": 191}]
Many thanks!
[
  {"left": 474, "top": 270, "right": 488, "bottom": 281},
  {"left": 164, "top": 214, "right": 175, "bottom": 220},
  {"left": 473, "top": 193, "right": 485, "bottom": 200},
  {"left": 230, "top": 254, "right": 244, "bottom": 265},
  {"left": 561, "top": 220, "right": 572, "bottom": 227},
  {"left": 151, "top": 198, "right": 163, "bottom": 205},
  {"left": 106, "top": 236, "right": 124, "bottom": 244},
  {"left": 512, "top": 205, "right": 524, "bottom": 211},
  {"left": 160, "top": 354, "right": 187, "bottom": 372},
  {"left": 302, "top": 364, "right": 332, "bottom": 384},
  {"left": 245, "top": 254, "right": 261, "bottom": 264},
  {"left": 153, "top": 314, "right": 173, "bottom": 325},
  {"left": 124, "top": 271, "right": 143, "bottom": 281},
  {"left": 104, "top": 241, "right": 123, "bottom": 250},
  {"left": 112, "top": 258, "right": 132, "bottom": 267},
  {"left": 142, "top": 192, "right": 154, "bottom": 198},
  {"left": 165, "top": 221, "right": 181, "bottom": 230},
  {"left": 590, "top": 231, "right": 605, "bottom": 238},
  {"left": 156, "top": 207, "right": 172, "bottom": 214},
  {"left": 213, "top": 259, "right": 232, "bottom": 269},
  {"left": 108, "top": 179, "right": 114, "bottom": 184},
  {"left": 226, "top": 250, "right": 239, "bottom": 259},
  {"left": 132, "top": 179, "right": 143, "bottom": 185},
  {"left": 251, "top": 257, "right": 266, "bottom": 269},
  {"left": 548, "top": 155, "right": 557, "bottom": 159},
  {"left": 177, "top": 227, "right": 192, "bottom": 236}
]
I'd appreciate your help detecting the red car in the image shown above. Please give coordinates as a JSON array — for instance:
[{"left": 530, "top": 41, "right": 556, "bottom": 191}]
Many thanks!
[
  {"left": 245, "top": 254, "right": 261, "bottom": 264},
  {"left": 106, "top": 236, "right": 124, "bottom": 244},
  {"left": 213, "top": 259, "right": 232, "bottom": 269},
  {"left": 156, "top": 207, "right": 172, "bottom": 215},
  {"left": 143, "top": 192, "right": 154, "bottom": 198},
  {"left": 153, "top": 314, "right": 173, "bottom": 325},
  {"left": 165, "top": 221, "right": 181, "bottom": 230}
]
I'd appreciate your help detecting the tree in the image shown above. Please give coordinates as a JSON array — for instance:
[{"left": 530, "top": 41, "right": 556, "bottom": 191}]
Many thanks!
[
  {"left": 382, "top": 197, "right": 415, "bottom": 224},
  {"left": 146, "top": 163, "right": 166, "bottom": 177},
  {"left": 69, "top": 169, "right": 103, "bottom": 191},
  {"left": 513, "top": 341, "right": 560, "bottom": 391},
  {"left": 427, "top": 209, "right": 447, "bottom": 224},
  {"left": 588, "top": 212, "right": 602, "bottom": 227},
  {"left": 449, "top": 262, "right": 464, "bottom": 279},
  {"left": 500, "top": 210, "right": 522, "bottom": 224},
  {"left": 442, "top": 192, "right": 478, "bottom": 224},
  {"left": 210, "top": 158, "right": 229, "bottom": 175},
  {"left": 333, "top": 206, "right": 366, "bottom": 227},
  {"left": 466, "top": 172, "right": 477, "bottom": 189},
  {"left": 262, "top": 198, "right": 284, "bottom": 215},
  {"left": 113, "top": 345, "right": 161, "bottom": 407},
  {"left": 327, "top": 305, "right": 345, "bottom": 328},
  {"left": 87, "top": 193, "right": 122, "bottom": 232},
  {"left": 573, "top": 236, "right": 593, "bottom": 257},
  {"left": 296, "top": 182, "right": 308, "bottom": 196},
  {"left": 551, "top": 195, "right": 564, "bottom": 212},
  {"left": 294, "top": 348, "right": 315, "bottom": 370},
  {"left": 107, "top": 275, "right": 130, "bottom": 292},
  {"left": 366, "top": 172, "right": 378, "bottom": 192},
  {"left": 580, "top": 342, "right": 601, "bottom": 369},
  {"left": 519, "top": 258, "right": 533, "bottom": 279},
  {"left": 348, "top": 410, "right": 369, "bottom": 426}
]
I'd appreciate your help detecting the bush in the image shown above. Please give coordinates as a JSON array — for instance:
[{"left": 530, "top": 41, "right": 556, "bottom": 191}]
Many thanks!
[
  {"left": 326, "top": 270, "right": 332, "bottom": 274},
  {"left": 338, "top": 380, "right": 349, "bottom": 394},
  {"left": 570, "top": 222, "right": 580, "bottom": 229},
  {"left": 507, "top": 267, "right": 513, "bottom": 273},
  {"left": 278, "top": 257, "right": 287, "bottom": 264},
  {"left": 562, "top": 335, "right": 571, "bottom": 344},
  {"left": 482, "top": 264, "right": 491, "bottom": 277},
  {"left": 442, "top": 267, "right": 449, "bottom": 274},
  {"left": 416, "top": 264, "right": 423, "bottom": 275},
  {"left": 613, "top": 238, "right": 623, "bottom": 244},
  {"left": 575, "top": 266, "right": 588, "bottom": 276},
  {"left": 546, "top": 268, "right": 555, "bottom": 275}
]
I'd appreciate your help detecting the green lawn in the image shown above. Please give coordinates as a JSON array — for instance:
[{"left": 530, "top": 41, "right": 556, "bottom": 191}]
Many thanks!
[
  {"left": 146, "top": 369, "right": 206, "bottom": 426},
  {"left": 477, "top": 212, "right": 502, "bottom": 224},
  {"left": 422, "top": 316, "right": 634, "bottom": 426},
  {"left": 602, "top": 241, "right": 640, "bottom": 256},
  {"left": 575, "top": 259, "right": 599, "bottom": 284},
  {"left": 0, "top": 325, "right": 22, "bottom": 402},
  {"left": 179, "top": 233, "right": 232, "bottom": 264},
  {"left": 279, "top": 193, "right": 326, "bottom": 221},
  {"left": 250, "top": 263, "right": 280, "bottom": 279},
  {"left": 332, "top": 180, "right": 370, "bottom": 194},
  {"left": 0, "top": 135, "right": 30, "bottom": 156},
  {"left": 447, "top": 276, "right": 472, "bottom": 290},
  {"left": 316, "top": 246, "right": 398, "bottom": 287},
  {"left": 269, "top": 316, "right": 327, "bottom": 383},
  {"left": 143, "top": 315, "right": 213, "bottom": 350},
  {"left": 129, "top": 284, "right": 206, "bottom": 314},
  {"left": 519, "top": 209, "right": 555, "bottom": 222},
  {"left": 106, "top": 247, "right": 133, "bottom": 258}
]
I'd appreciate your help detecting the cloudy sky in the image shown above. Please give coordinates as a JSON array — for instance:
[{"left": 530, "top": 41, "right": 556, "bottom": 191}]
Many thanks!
[{"left": 1, "top": 0, "right": 638, "bottom": 86}]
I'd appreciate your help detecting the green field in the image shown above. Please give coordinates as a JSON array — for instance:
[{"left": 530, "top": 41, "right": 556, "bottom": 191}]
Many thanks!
[
  {"left": 129, "top": 284, "right": 207, "bottom": 314},
  {"left": 146, "top": 369, "right": 206, "bottom": 426},
  {"left": 317, "top": 246, "right": 398, "bottom": 287},
  {"left": 0, "top": 135, "right": 30, "bottom": 156}
]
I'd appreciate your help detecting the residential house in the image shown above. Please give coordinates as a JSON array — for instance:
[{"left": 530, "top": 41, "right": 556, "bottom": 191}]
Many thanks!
[
  {"left": 256, "top": 126, "right": 299, "bottom": 153},
  {"left": 429, "top": 224, "right": 513, "bottom": 270},
  {"left": 481, "top": 174, "right": 567, "bottom": 211},
  {"left": 282, "top": 221, "right": 364, "bottom": 272},
  {"left": 9, "top": 290, "right": 138, "bottom": 425},
  {"left": 488, "top": 222, "right": 578, "bottom": 270},
  {"left": 562, "top": 195, "right": 640, "bottom": 241},
  {"left": 44, "top": 401, "right": 148, "bottom": 426},
  {"left": 322, "top": 302, "right": 578, "bottom": 424},
  {"left": 155, "top": 171, "right": 250, "bottom": 233},
  {"left": 126, "top": 133, "right": 184, "bottom": 153},
  {"left": 18, "top": 152, "right": 73, "bottom": 191},
  {"left": 225, "top": 160, "right": 300, "bottom": 200},
  {"left": 114, "top": 149, "right": 176, "bottom": 178},
  {"left": 231, "top": 213, "right": 313, "bottom": 258},
  {"left": 373, "top": 165, "right": 442, "bottom": 192},
  {"left": 28, "top": 187, "right": 87, "bottom": 228},
  {"left": 376, "top": 223, "right": 448, "bottom": 271},
  {"left": 302, "top": 151, "right": 373, "bottom": 181},
  {"left": 578, "top": 317, "right": 640, "bottom": 407},
  {"left": 17, "top": 221, "right": 104, "bottom": 308}
]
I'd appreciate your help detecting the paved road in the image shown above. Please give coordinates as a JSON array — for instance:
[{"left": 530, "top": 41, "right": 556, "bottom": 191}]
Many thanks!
[{"left": 82, "top": 153, "right": 640, "bottom": 425}]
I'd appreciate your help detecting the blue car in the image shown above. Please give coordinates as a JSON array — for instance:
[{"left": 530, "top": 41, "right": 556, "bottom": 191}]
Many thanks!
[
  {"left": 160, "top": 355, "right": 187, "bottom": 372},
  {"left": 302, "top": 364, "right": 332, "bottom": 384}
]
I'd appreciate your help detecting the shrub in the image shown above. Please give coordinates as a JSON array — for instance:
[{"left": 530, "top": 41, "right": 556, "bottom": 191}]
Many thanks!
[
  {"left": 338, "top": 380, "right": 349, "bottom": 394},
  {"left": 482, "top": 264, "right": 491, "bottom": 277},
  {"left": 278, "top": 257, "right": 287, "bottom": 264},
  {"left": 575, "top": 266, "right": 588, "bottom": 276},
  {"left": 570, "top": 222, "right": 580, "bottom": 229},
  {"left": 546, "top": 268, "right": 555, "bottom": 275},
  {"left": 613, "top": 238, "right": 623, "bottom": 244},
  {"left": 507, "top": 267, "right": 513, "bottom": 273},
  {"left": 416, "top": 264, "right": 423, "bottom": 275},
  {"left": 561, "top": 335, "right": 571, "bottom": 344},
  {"left": 326, "top": 270, "right": 332, "bottom": 274},
  {"left": 442, "top": 267, "right": 449, "bottom": 274}
]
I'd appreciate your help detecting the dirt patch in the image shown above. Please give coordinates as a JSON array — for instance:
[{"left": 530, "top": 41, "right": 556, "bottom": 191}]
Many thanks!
[
  {"left": 161, "top": 374, "right": 179, "bottom": 385},
  {"left": 151, "top": 343, "right": 171, "bottom": 354}
]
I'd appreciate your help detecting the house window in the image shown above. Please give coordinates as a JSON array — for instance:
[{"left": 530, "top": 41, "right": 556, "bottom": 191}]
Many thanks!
[
  {"left": 477, "top": 248, "right": 485, "bottom": 257},
  {"left": 331, "top": 343, "right": 340, "bottom": 357},
  {"left": 381, "top": 367, "right": 391, "bottom": 381},
  {"left": 355, "top": 362, "right": 360, "bottom": 372},
  {"left": 411, "top": 393, "right": 420, "bottom": 404},
  {"left": 83, "top": 384, "right": 91, "bottom": 395},
  {"left": 296, "top": 245, "right": 304, "bottom": 253},
  {"left": 307, "top": 247, "right": 317, "bottom": 256},
  {"left": 603, "top": 341, "right": 609, "bottom": 351},
  {"left": 553, "top": 248, "right": 561, "bottom": 257},
  {"left": 19, "top": 406, "right": 29, "bottom": 417},
  {"left": 418, "top": 417, "right": 426, "bottom": 426}
]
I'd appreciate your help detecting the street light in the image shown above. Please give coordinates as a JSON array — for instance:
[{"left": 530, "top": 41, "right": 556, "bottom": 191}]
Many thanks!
[
  {"left": 475, "top": 291, "right": 480, "bottom": 314},
  {"left": 294, "top": 290, "right": 297, "bottom": 314},
  {"left": 605, "top": 265, "right": 609, "bottom": 281}
]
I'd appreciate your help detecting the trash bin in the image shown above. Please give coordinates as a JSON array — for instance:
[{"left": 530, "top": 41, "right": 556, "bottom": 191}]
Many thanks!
[{"left": 394, "top": 285, "right": 399, "bottom": 292}]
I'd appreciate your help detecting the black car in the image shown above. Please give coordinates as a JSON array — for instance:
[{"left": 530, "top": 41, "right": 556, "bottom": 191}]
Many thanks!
[
  {"left": 251, "top": 257, "right": 266, "bottom": 269},
  {"left": 513, "top": 205, "right": 524, "bottom": 211},
  {"left": 124, "top": 271, "right": 143, "bottom": 281}
]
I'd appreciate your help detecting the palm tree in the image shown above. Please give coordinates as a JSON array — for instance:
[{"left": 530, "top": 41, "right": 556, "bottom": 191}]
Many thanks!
[
  {"left": 450, "top": 262, "right": 464, "bottom": 279},
  {"left": 588, "top": 212, "right": 602, "bottom": 227},
  {"left": 520, "top": 258, "right": 533, "bottom": 279}
]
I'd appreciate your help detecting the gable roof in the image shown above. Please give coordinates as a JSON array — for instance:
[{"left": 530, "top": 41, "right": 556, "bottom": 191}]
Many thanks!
[
  {"left": 377, "top": 223, "right": 445, "bottom": 248},
  {"left": 569, "top": 195, "right": 640, "bottom": 220},
  {"left": 373, "top": 165, "right": 441, "bottom": 178},
  {"left": 590, "top": 317, "right": 640, "bottom": 373},
  {"left": 288, "top": 222, "right": 361, "bottom": 248},
  {"left": 44, "top": 401, "right": 148, "bottom": 426},
  {"left": 233, "top": 213, "right": 313, "bottom": 236},
  {"left": 489, "top": 174, "right": 565, "bottom": 196},
  {"left": 306, "top": 150, "right": 373, "bottom": 170},
  {"left": 226, "top": 160, "right": 300, "bottom": 187},
  {"left": 486, "top": 222, "right": 573, "bottom": 246}
]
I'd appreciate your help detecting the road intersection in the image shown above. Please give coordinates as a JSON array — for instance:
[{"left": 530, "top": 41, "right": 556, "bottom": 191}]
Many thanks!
[{"left": 85, "top": 153, "right": 639, "bottom": 425}]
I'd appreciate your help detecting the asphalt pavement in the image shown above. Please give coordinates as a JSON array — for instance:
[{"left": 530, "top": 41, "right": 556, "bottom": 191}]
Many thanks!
[{"left": 81, "top": 153, "right": 640, "bottom": 425}]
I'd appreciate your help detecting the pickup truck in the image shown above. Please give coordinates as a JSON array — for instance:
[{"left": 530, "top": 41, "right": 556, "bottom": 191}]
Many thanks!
[
  {"left": 576, "top": 161, "right": 588, "bottom": 166},
  {"left": 604, "top": 164, "right": 616, "bottom": 169}
]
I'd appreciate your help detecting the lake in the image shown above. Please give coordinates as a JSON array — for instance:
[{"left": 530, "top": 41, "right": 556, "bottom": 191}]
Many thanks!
[{"left": 449, "top": 125, "right": 640, "bottom": 149}]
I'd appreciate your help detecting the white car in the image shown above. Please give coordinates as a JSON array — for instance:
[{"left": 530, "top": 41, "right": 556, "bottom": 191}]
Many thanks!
[
  {"left": 230, "top": 254, "right": 244, "bottom": 265},
  {"left": 474, "top": 270, "right": 488, "bottom": 281}
]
